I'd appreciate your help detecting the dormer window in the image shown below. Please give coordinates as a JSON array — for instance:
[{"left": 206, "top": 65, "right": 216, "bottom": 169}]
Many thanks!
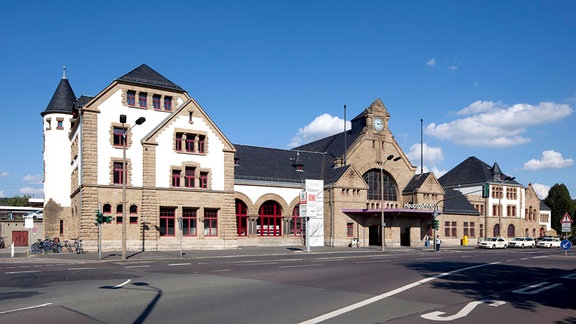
[
  {"left": 153, "top": 94, "right": 161, "bottom": 109},
  {"left": 127, "top": 91, "right": 136, "bottom": 106},
  {"left": 291, "top": 151, "right": 304, "bottom": 172},
  {"left": 138, "top": 92, "right": 147, "bottom": 107},
  {"left": 164, "top": 96, "right": 172, "bottom": 111}
]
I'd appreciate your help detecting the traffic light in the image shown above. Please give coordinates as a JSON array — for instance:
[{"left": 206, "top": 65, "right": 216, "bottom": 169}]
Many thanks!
[
  {"left": 95, "top": 210, "right": 105, "bottom": 225},
  {"left": 433, "top": 219, "right": 439, "bottom": 231}
]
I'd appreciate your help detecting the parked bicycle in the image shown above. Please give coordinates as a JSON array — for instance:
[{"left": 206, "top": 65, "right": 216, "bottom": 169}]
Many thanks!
[
  {"left": 30, "top": 237, "right": 62, "bottom": 254},
  {"left": 74, "top": 239, "right": 85, "bottom": 254}
]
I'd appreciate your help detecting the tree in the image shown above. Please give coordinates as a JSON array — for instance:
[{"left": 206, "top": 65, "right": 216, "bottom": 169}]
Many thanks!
[
  {"left": 544, "top": 184, "right": 576, "bottom": 234},
  {"left": 6, "top": 195, "right": 32, "bottom": 207}
]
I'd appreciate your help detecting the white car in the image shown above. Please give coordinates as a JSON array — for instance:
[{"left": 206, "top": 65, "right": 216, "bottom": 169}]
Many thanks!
[
  {"left": 479, "top": 237, "right": 508, "bottom": 249},
  {"left": 23, "top": 210, "right": 43, "bottom": 220},
  {"left": 536, "top": 237, "right": 561, "bottom": 248},
  {"left": 508, "top": 237, "right": 536, "bottom": 248}
]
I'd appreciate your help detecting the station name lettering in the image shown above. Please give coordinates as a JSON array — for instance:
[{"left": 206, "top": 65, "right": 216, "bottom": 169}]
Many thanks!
[{"left": 403, "top": 203, "right": 435, "bottom": 210}]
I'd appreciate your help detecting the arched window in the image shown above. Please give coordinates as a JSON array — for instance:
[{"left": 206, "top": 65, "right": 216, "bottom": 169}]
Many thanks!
[
  {"left": 507, "top": 224, "right": 515, "bottom": 238},
  {"left": 362, "top": 169, "right": 398, "bottom": 201},
  {"left": 103, "top": 204, "right": 112, "bottom": 214},
  {"left": 290, "top": 205, "right": 303, "bottom": 236},
  {"left": 493, "top": 224, "right": 500, "bottom": 237},
  {"left": 236, "top": 199, "right": 248, "bottom": 236},
  {"left": 129, "top": 205, "right": 138, "bottom": 224},
  {"left": 258, "top": 200, "right": 282, "bottom": 236}
]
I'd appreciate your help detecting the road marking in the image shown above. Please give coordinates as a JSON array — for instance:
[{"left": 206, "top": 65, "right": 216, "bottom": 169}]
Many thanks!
[
  {"left": 5, "top": 270, "right": 41, "bottom": 274},
  {"left": 168, "top": 263, "right": 191, "bottom": 266},
  {"left": 211, "top": 269, "right": 231, "bottom": 272},
  {"left": 421, "top": 300, "right": 506, "bottom": 321},
  {"left": 299, "top": 262, "right": 500, "bottom": 324},
  {"left": 356, "top": 260, "right": 389, "bottom": 264},
  {"left": 512, "top": 282, "right": 562, "bottom": 294},
  {"left": 67, "top": 267, "right": 98, "bottom": 271},
  {"left": 114, "top": 279, "right": 132, "bottom": 288},
  {"left": 279, "top": 264, "right": 323, "bottom": 269},
  {"left": 236, "top": 262, "right": 278, "bottom": 266},
  {"left": 0, "top": 303, "right": 53, "bottom": 314},
  {"left": 124, "top": 265, "right": 150, "bottom": 269}
]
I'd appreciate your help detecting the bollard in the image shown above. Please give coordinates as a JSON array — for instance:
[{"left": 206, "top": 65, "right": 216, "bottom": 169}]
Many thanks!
[{"left": 10, "top": 242, "right": 14, "bottom": 258}]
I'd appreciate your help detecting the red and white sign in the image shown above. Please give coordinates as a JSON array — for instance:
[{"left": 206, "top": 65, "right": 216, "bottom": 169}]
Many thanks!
[{"left": 561, "top": 213, "right": 573, "bottom": 224}]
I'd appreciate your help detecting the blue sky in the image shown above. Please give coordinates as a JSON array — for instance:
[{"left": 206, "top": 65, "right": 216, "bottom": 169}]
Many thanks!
[{"left": 0, "top": 0, "right": 575, "bottom": 199}]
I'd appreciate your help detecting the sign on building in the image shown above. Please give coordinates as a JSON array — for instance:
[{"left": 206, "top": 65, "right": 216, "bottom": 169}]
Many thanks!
[{"left": 301, "top": 179, "right": 324, "bottom": 247}]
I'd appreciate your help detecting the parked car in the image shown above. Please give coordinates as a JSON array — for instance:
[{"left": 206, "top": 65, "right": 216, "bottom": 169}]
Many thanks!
[
  {"left": 536, "top": 237, "right": 561, "bottom": 248},
  {"left": 508, "top": 237, "right": 536, "bottom": 248},
  {"left": 24, "top": 210, "right": 43, "bottom": 220},
  {"left": 479, "top": 237, "right": 508, "bottom": 249}
]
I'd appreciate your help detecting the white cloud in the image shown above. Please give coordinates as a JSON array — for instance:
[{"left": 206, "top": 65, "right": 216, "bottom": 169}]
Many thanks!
[
  {"left": 0, "top": 191, "right": 5, "bottom": 198},
  {"left": 426, "top": 101, "right": 573, "bottom": 147},
  {"left": 288, "top": 113, "right": 350, "bottom": 148},
  {"left": 447, "top": 65, "right": 459, "bottom": 70},
  {"left": 0, "top": 171, "right": 8, "bottom": 177},
  {"left": 23, "top": 174, "right": 43, "bottom": 185},
  {"left": 406, "top": 143, "right": 446, "bottom": 177},
  {"left": 522, "top": 150, "right": 574, "bottom": 170},
  {"left": 19, "top": 187, "right": 44, "bottom": 197},
  {"left": 531, "top": 183, "right": 550, "bottom": 199},
  {"left": 426, "top": 58, "right": 436, "bottom": 67}
]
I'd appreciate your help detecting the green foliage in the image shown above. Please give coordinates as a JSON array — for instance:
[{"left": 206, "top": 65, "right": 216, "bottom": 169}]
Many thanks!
[
  {"left": 4, "top": 195, "right": 32, "bottom": 207},
  {"left": 544, "top": 184, "right": 576, "bottom": 234}
]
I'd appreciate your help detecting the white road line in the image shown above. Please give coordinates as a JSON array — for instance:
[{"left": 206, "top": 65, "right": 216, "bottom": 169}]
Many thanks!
[
  {"left": 299, "top": 262, "right": 500, "bottom": 324},
  {"left": 4, "top": 270, "right": 41, "bottom": 275},
  {"left": 211, "top": 269, "right": 231, "bottom": 272},
  {"left": 114, "top": 279, "right": 132, "bottom": 288},
  {"left": 168, "top": 263, "right": 191, "bottom": 266},
  {"left": 279, "top": 264, "right": 323, "bottom": 269},
  {"left": 236, "top": 262, "right": 278, "bottom": 266},
  {"left": 356, "top": 260, "right": 390, "bottom": 264},
  {"left": 124, "top": 265, "right": 150, "bottom": 269},
  {"left": 0, "top": 303, "right": 53, "bottom": 315},
  {"left": 67, "top": 267, "right": 98, "bottom": 271}
]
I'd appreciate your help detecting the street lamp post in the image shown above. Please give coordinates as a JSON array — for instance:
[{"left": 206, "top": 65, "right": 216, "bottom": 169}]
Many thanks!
[
  {"left": 497, "top": 176, "right": 515, "bottom": 237},
  {"left": 121, "top": 115, "right": 146, "bottom": 261},
  {"left": 378, "top": 154, "right": 401, "bottom": 251}
]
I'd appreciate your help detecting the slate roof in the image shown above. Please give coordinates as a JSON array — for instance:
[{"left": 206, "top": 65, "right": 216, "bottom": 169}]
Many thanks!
[
  {"left": 403, "top": 172, "right": 434, "bottom": 194},
  {"left": 293, "top": 130, "right": 362, "bottom": 164},
  {"left": 442, "top": 189, "right": 480, "bottom": 216},
  {"left": 41, "top": 76, "right": 77, "bottom": 117},
  {"left": 116, "top": 64, "right": 184, "bottom": 92},
  {"left": 234, "top": 144, "right": 344, "bottom": 185},
  {"left": 438, "top": 156, "right": 521, "bottom": 188}
]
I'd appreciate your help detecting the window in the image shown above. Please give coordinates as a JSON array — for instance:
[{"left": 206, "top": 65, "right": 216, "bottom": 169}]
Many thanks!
[
  {"left": 59, "top": 220, "right": 64, "bottom": 236},
  {"left": 113, "top": 127, "right": 126, "bottom": 146},
  {"left": 175, "top": 133, "right": 183, "bottom": 151},
  {"left": 258, "top": 201, "right": 282, "bottom": 236},
  {"left": 138, "top": 92, "right": 147, "bottom": 107},
  {"left": 127, "top": 90, "right": 136, "bottom": 106},
  {"left": 347, "top": 223, "right": 353, "bottom": 237},
  {"left": 185, "top": 135, "right": 195, "bottom": 152},
  {"left": 184, "top": 167, "right": 195, "bottom": 188},
  {"left": 159, "top": 207, "right": 176, "bottom": 236},
  {"left": 290, "top": 205, "right": 303, "bottom": 236},
  {"left": 236, "top": 200, "right": 248, "bottom": 236},
  {"left": 444, "top": 221, "right": 457, "bottom": 238},
  {"left": 113, "top": 162, "right": 124, "bottom": 185},
  {"left": 363, "top": 170, "right": 397, "bottom": 201},
  {"left": 152, "top": 94, "right": 161, "bottom": 109},
  {"left": 199, "top": 172, "right": 208, "bottom": 189},
  {"left": 172, "top": 169, "right": 181, "bottom": 187},
  {"left": 182, "top": 207, "right": 197, "bottom": 236},
  {"left": 57, "top": 119, "right": 64, "bottom": 129},
  {"left": 46, "top": 118, "right": 51, "bottom": 130},
  {"left": 507, "top": 224, "right": 515, "bottom": 238},
  {"left": 129, "top": 205, "right": 138, "bottom": 224},
  {"left": 164, "top": 96, "right": 172, "bottom": 111},
  {"left": 493, "top": 224, "right": 501, "bottom": 237},
  {"left": 116, "top": 205, "right": 123, "bottom": 224},
  {"left": 204, "top": 209, "right": 218, "bottom": 236},
  {"left": 198, "top": 135, "right": 205, "bottom": 153},
  {"left": 463, "top": 222, "right": 475, "bottom": 238},
  {"left": 103, "top": 204, "right": 112, "bottom": 214}
]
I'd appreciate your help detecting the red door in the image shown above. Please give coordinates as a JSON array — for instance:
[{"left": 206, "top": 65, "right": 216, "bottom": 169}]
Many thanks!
[{"left": 12, "top": 231, "right": 29, "bottom": 246}]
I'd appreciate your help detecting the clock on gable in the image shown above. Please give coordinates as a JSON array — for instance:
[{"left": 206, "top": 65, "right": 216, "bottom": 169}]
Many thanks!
[{"left": 373, "top": 116, "right": 384, "bottom": 131}]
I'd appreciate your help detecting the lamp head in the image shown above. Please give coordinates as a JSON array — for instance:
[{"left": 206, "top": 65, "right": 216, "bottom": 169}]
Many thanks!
[
  {"left": 386, "top": 154, "right": 394, "bottom": 161},
  {"left": 135, "top": 117, "right": 146, "bottom": 125}
]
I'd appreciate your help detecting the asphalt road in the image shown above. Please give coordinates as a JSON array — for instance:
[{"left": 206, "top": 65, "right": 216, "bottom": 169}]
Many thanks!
[{"left": 1, "top": 247, "right": 575, "bottom": 323}]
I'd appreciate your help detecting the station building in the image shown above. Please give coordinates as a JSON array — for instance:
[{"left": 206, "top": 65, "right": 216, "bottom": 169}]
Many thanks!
[{"left": 40, "top": 64, "right": 554, "bottom": 251}]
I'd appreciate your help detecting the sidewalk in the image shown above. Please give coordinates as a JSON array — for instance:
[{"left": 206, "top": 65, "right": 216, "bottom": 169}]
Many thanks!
[{"left": 0, "top": 244, "right": 472, "bottom": 264}]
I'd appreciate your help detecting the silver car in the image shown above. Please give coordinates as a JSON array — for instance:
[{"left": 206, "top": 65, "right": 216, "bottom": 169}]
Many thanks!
[
  {"left": 479, "top": 237, "right": 508, "bottom": 249},
  {"left": 508, "top": 237, "right": 535, "bottom": 248}
]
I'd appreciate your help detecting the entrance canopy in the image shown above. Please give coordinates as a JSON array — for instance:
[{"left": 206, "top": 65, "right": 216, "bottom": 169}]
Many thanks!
[{"left": 342, "top": 208, "right": 438, "bottom": 217}]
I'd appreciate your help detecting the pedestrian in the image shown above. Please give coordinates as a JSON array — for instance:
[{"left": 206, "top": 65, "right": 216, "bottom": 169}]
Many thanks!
[
  {"left": 423, "top": 234, "right": 430, "bottom": 247},
  {"left": 435, "top": 235, "right": 442, "bottom": 252}
]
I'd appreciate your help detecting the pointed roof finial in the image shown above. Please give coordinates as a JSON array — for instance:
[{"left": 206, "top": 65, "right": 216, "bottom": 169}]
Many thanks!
[{"left": 62, "top": 66, "right": 67, "bottom": 79}]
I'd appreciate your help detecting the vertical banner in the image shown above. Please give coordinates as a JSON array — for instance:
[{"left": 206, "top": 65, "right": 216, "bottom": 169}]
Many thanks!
[{"left": 305, "top": 179, "right": 324, "bottom": 246}]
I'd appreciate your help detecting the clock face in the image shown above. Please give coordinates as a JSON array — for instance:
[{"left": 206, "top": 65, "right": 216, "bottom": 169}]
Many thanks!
[{"left": 373, "top": 117, "right": 383, "bottom": 131}]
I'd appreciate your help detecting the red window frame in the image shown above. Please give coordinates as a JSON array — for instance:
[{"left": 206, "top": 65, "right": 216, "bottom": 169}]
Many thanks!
[
  {"left": 172, "top": 170, "right": 181, "bottom": 187},
  {"left": 258, "top": 201, "right": 282, "bottom": 236},
  {"left": 159, "top": 207, "right": 175, "bottom": 236},
  {"left": 113, "top": 162, "right": 124, "bottom": 185},
  {"left": 199, "top": 172, "right": 208, "bottom": 189},
  {"left": 236, "top": 200, "right": 248, "bottom": 236},
  {"left": 291, "top": 205, "right": 302, "bottom": 236},
  {"left": 116, "top": 204, "right": 123, "bottom": 224},
  {"left": 138, "top": 92, "right": 147, "bottom": 107},
  {"left": 204, "top": 209, "right": 218, "bottom": 236},
  {"left": 182, "top": 207, "right": 197, "bottom": 236},
  {"left": 127, "top": 90, "right": 136, "bottom": 106},
  {"left": 347, "top": 223, "right": 353, "bottom": 237},
  {"left": 185, "top": 134, "right": 195, "bottom": 152},
  {"left": 129, "top": 205, "right": 138, "bottom": 224},
  {"left": 164, "top": 96, "right": 172, "bottom": 111},
  {"left": 198, "top": 135, "right": 205, "bottom": 153},
  {"left": 184, "top": 167, "right": 195, "bottom": 188},
  {"left": 113, "top": 127, "right": 126, "bottom": 147},
  {"left": 152, "top": 94, "right": 161, "bottom": 109},
  {"left": 175, "top": 133, "right": 183, "bottom": 151}
]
